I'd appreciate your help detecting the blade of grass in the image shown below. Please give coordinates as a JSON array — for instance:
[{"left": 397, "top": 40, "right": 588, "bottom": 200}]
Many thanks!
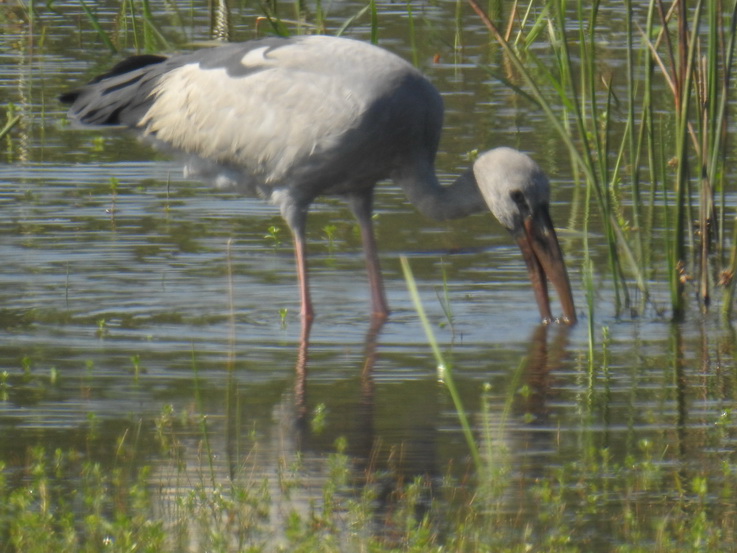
[
  {"left": 624, "top": 0, "right": 645, "bottom": 276},
  {"left": 400, "top": 256, "right": 481, "bottom": 470},
  {"left": 335, "top": 3, "right": 371, "bottom": 37},
  {"left": 80, "top": 0, "right": 117, "bottom": 54},
  {"left": 369, "top": 0, "right": 378, "bottom": 44},
  {"left": 0, "top": 114, "right": 21, "bottom": 141},
  {"left": 141, "top": 0, "right": 172, "bottom": 50},
  {"left": 121, "top": 0, "right": 140, "bottom": 53},
  {"left": 670, "top": 0, "right": 703, "bottom": 319},
  {"left": 406, "top": 1, "right": 418, "bottom": 68},
  {"left": 709, "top": 0, "right": 737, "bottom": 258}
]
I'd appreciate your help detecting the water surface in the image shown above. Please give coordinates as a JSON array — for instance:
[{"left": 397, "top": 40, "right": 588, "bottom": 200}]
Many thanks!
[{"left": 1, "top": 1, "right": 736, "bottom": 550}]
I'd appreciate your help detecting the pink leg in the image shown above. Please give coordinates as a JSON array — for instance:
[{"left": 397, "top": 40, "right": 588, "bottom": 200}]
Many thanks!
[
  {"left": 293, "top": 233, "right": 315, "bottom": 322},
  {"left": 350, "top": 192, "right": 390, "bottom": 319}
]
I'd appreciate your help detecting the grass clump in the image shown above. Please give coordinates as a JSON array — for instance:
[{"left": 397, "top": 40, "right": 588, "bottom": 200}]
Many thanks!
[
  {"left": 0, "top": 447, "right": 166, "bottom": 553},
  {"left": 3, "top": 422, "right": 735, "bottom": 552}
]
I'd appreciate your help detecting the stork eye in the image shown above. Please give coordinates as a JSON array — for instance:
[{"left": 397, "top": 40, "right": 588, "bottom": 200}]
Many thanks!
[
  {"left": 510, "top": 189, "right": 532, "bottom": 219},
  {"left": 510, "top": 190, "right": 526, "bottom": 208}
]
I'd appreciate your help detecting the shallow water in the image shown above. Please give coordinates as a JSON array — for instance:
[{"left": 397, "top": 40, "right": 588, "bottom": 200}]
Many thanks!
[{"left": 1, "top": 1, "right": 736, "bottom": 550}]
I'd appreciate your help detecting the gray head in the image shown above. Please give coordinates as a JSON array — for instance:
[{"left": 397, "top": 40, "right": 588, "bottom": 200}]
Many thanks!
[
  {"left": 472, "top": 147, "right": 550, "bottom": 233},
  {"left": 473, "top": 147, "right": 576, "bottom": 325}
]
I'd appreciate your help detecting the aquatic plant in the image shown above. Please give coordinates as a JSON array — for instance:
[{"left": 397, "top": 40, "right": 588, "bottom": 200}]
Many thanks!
[
  {"left": 1, "top": 378, "right": 735, "bottom": 553},
  {"left": 469, "top": 0, "right": 737, "bottom": 322}
]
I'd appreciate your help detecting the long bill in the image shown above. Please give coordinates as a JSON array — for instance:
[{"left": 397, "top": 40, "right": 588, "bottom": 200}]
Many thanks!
[{"left": 514, "top": 206, "right": 577, "bottom": 325}]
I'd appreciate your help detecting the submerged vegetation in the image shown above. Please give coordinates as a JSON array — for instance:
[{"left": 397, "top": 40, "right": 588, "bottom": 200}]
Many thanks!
[{"left": 2, "top": 0, "right": 737, "bottom": 552}]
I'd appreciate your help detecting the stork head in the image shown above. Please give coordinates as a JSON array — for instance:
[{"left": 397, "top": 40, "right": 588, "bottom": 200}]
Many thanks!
[{"left": 473, "top": 147, "right": 577, "bottom": 325}]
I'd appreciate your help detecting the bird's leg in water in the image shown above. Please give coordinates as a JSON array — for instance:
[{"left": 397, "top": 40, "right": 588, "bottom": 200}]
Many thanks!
[
  {"left": 293, "top": 237, "right": 314, "bottom": 321},
  {"left": 349, "top": 191, "right": 390, "bottom": 319},
  {"left": 291, "top": 227, "right": 315, "bottom": 322},
  {"left": 282, "top": 201, "right": 315, "bottom": 323}
]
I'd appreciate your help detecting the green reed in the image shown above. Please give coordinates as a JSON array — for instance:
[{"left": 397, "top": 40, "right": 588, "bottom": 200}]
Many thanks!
[
  {"left": 470, "top": 0, "right": 737, "bottom": 322},
  {"left": 79, "top": 0, "right": 117, "bottom": 53},
  {"left": 75, "top": 0, "right": 177, "bottom": 53},
  {"left": 0, "top": 110, "right": 21, "bottom": 143},
  {"left": 400, "top": 255, "right": 482, "bottom": 471}
]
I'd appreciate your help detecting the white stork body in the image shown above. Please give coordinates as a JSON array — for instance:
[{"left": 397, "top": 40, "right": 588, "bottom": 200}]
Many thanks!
[{"left": 62, "top": 35, "right": 576, "bottom": 325}]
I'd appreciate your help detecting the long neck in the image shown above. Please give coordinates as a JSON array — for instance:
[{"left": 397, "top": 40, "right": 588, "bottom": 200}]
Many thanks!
[{"left": 392, "top": 163, "right": 487, "bottom": 221}]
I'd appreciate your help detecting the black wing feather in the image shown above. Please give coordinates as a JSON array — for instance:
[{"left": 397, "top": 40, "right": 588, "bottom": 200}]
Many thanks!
[{"left": 60, "top": 54, "right": 171, "bottom": 127}]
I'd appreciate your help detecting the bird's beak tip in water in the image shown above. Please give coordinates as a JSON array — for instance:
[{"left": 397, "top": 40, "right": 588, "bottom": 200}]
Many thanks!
[{"left": 515, "top": 208, "right": 577, "bottom": 326}]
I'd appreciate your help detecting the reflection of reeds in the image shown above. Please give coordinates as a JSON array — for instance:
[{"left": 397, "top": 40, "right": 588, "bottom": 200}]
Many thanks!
[{"left": 469, "top": 0, "right": 737, "bottom": 323}]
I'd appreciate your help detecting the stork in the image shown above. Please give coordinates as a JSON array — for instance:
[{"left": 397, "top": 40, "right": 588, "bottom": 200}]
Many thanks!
[{"left": 61, "top": 35, "right": 576, "bottom": 325}]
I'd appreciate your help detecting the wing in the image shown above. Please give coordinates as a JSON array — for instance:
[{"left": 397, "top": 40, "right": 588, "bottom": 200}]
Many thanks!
[{"left": 64, "top": 37, "right": 406, "bottom": 187}]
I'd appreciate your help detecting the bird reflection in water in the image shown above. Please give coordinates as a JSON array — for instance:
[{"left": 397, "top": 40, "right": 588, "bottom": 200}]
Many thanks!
[
  {"left": 171, "top": 314, "right": 575, "bottom": 548},
  {"left": 513, "top": 324, "right": 572, "bottom": 427},
  {"left": 291, "top": 318, "right": 384, "bottom": 472},
  {"left": 268, "top": 319, "right": 573, "bottom": 520},
  {"left": 475, "top": 323, "right": 573, "bottom": 515}
]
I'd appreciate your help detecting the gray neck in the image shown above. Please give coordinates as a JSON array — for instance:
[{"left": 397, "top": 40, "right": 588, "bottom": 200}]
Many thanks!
[{"left": 392, "top": 164, "right": 486, "bottom": 221}]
